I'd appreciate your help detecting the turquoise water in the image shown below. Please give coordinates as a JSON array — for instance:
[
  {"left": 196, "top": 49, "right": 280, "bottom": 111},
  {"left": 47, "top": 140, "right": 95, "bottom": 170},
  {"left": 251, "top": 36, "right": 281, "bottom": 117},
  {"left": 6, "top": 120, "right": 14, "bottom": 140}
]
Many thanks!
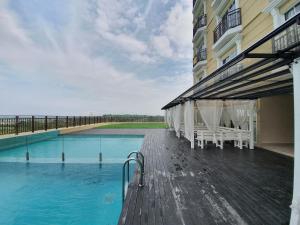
[
  {"left": 0, "top": 135, "right": 144, "bottom": 225},
  {"left": 0, "top": 135, "right": 144, "bottom": 163}
]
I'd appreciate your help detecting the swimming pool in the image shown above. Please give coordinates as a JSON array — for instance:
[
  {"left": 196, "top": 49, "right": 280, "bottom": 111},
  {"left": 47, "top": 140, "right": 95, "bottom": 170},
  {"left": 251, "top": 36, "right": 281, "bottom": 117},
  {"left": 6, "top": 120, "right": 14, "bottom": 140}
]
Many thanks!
[{"left": 0, "top": 134, "right": 144, "bottom": 225}]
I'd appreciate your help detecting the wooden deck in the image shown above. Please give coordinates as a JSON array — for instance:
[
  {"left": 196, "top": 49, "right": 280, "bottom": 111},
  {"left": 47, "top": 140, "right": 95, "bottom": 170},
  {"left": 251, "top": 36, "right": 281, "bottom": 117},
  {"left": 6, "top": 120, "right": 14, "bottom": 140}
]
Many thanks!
[{"left": 77, "top": 129, "right": 293, "bottom": 225}]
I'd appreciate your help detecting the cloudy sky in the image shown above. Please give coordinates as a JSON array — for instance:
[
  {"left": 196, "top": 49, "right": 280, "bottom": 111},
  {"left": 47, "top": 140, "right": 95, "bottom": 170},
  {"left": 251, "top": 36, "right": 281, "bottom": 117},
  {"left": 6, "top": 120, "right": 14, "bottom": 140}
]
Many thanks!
[{"left": 0, "top": 0, "right": 193, "bottom": 115}]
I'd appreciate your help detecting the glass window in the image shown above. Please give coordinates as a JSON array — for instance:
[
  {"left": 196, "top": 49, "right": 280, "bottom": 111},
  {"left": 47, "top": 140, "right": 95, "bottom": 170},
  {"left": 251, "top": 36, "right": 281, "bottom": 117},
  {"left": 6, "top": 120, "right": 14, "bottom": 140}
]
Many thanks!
[
  {"left": 285, "top": 3, "right": 300, "bottom": 20},
  {"left": 297, "top": 3, "right": 300, "bottom": 11},
  {"left": 222, "top": 51, "right": 237, "bottom": 65}
]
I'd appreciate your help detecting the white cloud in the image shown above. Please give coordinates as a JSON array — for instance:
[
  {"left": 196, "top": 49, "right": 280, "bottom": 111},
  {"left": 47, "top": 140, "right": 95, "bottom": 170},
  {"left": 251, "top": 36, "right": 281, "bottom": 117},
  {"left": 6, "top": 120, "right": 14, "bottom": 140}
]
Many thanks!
[
  {"left": 100, "top": 32, "right": 147, "bottom": 54},
  {"left": 151, "top": 0, "right": 193, "bottom": 60},
  {"left": 129, "top": 53, "right": 156, "bottom": 64},
  {"left": 91, "top": 0, "right": 155, "bottom": 63},
  {"left": 151, "top": 35, "right": 173, "bottom": 58},
  {"left": 0, "top": 1, "right": 192, "bottom": 115}
]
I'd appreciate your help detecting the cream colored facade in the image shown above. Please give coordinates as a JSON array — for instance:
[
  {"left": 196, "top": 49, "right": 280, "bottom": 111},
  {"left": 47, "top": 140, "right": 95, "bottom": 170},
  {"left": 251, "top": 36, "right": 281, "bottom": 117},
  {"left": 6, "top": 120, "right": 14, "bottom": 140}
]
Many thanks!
[
  {"left": 193, "top": 0, "right": 299, "bottom": 83},
  {"left": 193, "top": 0, "right": 298, "bottom": 149}
]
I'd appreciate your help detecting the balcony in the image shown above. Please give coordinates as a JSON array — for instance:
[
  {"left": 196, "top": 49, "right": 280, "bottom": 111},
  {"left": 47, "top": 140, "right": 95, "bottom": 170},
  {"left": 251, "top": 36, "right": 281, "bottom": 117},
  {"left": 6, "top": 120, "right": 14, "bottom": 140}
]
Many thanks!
[
  {"left": 193, "top": 14, "right": 207, "bottom": 37},
  {"left": 213, "top": 8, "right": 241, "bottom": 43},
  {"left": 272, "top": 23, "right": 300, "bottom": 52},
  {"left": 193, "top": 48, "right": 207, "bottom": 69}
]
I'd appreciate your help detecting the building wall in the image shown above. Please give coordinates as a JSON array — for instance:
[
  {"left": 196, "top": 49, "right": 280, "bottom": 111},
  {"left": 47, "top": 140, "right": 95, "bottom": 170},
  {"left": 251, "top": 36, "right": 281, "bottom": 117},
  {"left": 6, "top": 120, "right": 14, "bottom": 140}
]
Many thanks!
[
  {"left": 241, "top": 0, "right": 273, "bottom": 50},
  {"left": 279, "top": 0, "right": 299, "bottom": 14},
  {"left": 206, "top": 3, "right": 217, "bottom": 75},
  {"left": 192, "top": 0, "right": 298, "bottom": 82},
  {"left": 193, "top": 0, "right": 273, "bottom": 80},
  {"left": 257, "top": 95, "right": 294, "bottom": 144}
]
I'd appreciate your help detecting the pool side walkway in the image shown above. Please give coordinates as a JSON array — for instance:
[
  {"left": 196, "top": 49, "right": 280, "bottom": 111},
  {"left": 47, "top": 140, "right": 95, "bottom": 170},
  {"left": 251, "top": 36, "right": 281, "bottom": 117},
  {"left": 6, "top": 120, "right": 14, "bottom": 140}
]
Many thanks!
[{"left": 76, "top": 129, "right": 293, "bottom": 225}]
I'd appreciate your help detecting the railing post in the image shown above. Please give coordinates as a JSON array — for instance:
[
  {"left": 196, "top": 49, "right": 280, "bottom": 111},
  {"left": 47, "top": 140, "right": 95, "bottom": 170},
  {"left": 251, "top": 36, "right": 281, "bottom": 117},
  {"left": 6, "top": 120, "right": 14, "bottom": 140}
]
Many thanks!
[
  {"left": 89, "top": 116, "right": 91, "bottom": 125},
  {"left": 73, "top": 116, "right": 76, "bottom": 127},
  {"left": 55, "top": 116, "right": 58, "bottom": 129},
  {"left": 31, "top": 116, "right": 35, "bottom": 133},
  {"left": 66, "top": 116, "right": 69, "bottom": 128},
  {"left": 79, "top": 116, "right": 81, "bottom": 126},
  {"left": 45, "top": 116, "right": 48, "bottom": 131},
  {"left": 15, "top": 116, "right": 19, "bottom": 135}
]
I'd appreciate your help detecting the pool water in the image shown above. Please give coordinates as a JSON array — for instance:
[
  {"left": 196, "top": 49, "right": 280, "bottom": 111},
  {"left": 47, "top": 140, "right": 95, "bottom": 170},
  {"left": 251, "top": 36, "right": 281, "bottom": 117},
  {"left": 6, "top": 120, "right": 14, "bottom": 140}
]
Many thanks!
[{"left": 0, "top": 135, "right": 144, "bottom": 225}]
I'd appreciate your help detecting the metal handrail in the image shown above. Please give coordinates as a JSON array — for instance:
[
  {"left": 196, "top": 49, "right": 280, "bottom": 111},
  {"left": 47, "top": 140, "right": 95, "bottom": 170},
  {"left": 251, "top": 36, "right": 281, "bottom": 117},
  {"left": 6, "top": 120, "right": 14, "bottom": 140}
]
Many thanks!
[
  {"left": 122, "top": 158, "right": 144, "bottom": 203},
  {"left": 127, "top": 151, "right": 144, "bottom": 174},
  {"left": 0, "top": 115, "right": 164, "bottom": 136},
  {"left": 272, "top": 23, "right": 300, "bottom": 52},
  {"left": 213, "top": 8, "right": 241, "bottom": 43},
  {"left": 193, "top": 14, "right": 207, "bottom": 36},
  {"left": 193, "top": 48, "right": 207, "bottom": 67}
]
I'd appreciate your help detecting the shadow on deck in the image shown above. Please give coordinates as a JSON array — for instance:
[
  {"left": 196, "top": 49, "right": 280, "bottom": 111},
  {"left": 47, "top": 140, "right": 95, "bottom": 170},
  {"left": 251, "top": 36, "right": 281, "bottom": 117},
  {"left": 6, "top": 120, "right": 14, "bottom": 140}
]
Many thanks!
[{"left": 77, "top": 128, "right": 293, "bottom": 225}]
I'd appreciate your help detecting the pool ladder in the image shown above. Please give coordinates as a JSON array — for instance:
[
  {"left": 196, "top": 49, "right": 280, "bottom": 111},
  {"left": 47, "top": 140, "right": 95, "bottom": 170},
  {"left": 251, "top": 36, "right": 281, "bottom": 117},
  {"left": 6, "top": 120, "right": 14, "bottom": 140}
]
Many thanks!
[{"left": 122, "top": 152, "right": 145, "bottom": 203}]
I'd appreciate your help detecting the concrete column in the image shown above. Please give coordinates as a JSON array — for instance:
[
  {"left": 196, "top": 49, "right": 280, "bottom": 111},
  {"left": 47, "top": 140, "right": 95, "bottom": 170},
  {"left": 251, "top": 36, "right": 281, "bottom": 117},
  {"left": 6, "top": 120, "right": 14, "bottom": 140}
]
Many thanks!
[
  {"left": 235, "top": 0, "right": 239, "bottom": 9},
  {"left": 217, "top": 57, "right": 222, "bottom": 68},
  {"left": 271, "top": 8, "right": 285, "bottom": 29},
  {"left": 236, "top": 38, "right": 242, "bottom": 54},
  {"left": 290, "top": 60, "right": 300, "bottom": 225}
]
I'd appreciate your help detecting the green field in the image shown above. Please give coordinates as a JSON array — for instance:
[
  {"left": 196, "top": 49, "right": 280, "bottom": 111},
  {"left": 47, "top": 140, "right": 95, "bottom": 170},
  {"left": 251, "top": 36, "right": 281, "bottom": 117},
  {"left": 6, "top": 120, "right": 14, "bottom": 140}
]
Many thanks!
[{"left": 97, "top": 122, "right": 168, "bottom": 129}]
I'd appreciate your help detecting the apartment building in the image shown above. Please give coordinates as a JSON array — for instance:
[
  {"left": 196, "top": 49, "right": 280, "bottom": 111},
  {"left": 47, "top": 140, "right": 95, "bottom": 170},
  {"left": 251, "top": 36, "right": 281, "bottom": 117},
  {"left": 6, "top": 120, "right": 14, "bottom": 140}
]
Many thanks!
[
  {"left": 193, "top": 0, "right": 299, "bottom": 154},
  {"left": 193, "top": 0, "right": 298, "bottom": 83}
]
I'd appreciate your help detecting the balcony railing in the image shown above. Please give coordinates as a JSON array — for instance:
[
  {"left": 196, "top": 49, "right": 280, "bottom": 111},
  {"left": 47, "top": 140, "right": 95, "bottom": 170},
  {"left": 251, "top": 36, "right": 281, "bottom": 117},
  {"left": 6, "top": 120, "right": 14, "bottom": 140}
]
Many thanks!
[
  {"left": 0, "top": 115, "right": 164, "bottom": 135},
  {"left": 272, "top": 23, "right": 300, "bottom": 52},
  {"left": 213, "top": 8, "right": 241, "bottom": 43},
  {"left": 193, "top": 15, "right": 207, "bottom": 36},
  {"left": 193, "top": 49, "right": 207, "bottom": 67},
  {"left": 218, "top": 63, "right": 243, "bottom": 81}
]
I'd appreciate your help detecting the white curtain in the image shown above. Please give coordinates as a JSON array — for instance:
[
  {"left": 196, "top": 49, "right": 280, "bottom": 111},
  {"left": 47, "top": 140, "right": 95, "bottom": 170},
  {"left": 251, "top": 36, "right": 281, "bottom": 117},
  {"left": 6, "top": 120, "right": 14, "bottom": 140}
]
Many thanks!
[
  {"left": 171, "top": 107, "right": 175, "bottom": 129},
  {"left": 164, "top": 110, "right": 167, "bottom": 124},
  {"left": 196, "top": 100, "right": 223, "bottom": 132},
  {"left": 184, "top": 101, "right": 194, "bottom": 143},
  {"left": 166, "top": 109, "right": 172, "bottom": 128},
  {"left": 173, "top": 104, "right": 182, "bottom": 137},
  {"left": 221, "top": 105, "right": 231, "bottom": 127},
  {"left": 227, "top": 100, "right": 255, "bottom": 130},
  {"left": 195, "top": 107, "right": 204, "bottom": 126},
  {"left": 247, "top": 100, "right": 256, "bottom": 118}
]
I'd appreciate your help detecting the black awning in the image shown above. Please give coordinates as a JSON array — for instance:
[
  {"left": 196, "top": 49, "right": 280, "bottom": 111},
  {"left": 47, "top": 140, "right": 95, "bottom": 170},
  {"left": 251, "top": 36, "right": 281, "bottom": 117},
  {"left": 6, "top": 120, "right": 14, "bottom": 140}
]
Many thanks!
[{"left": 162, "top": 13, "right": 300, "bottom": 110}]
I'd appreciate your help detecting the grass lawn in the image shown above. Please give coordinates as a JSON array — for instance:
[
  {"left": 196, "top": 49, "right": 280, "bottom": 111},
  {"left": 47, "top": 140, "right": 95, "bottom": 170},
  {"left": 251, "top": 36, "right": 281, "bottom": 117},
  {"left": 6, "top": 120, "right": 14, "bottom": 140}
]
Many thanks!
[{"left": 97, "top": 122, "right": 168, "bottom": 129}]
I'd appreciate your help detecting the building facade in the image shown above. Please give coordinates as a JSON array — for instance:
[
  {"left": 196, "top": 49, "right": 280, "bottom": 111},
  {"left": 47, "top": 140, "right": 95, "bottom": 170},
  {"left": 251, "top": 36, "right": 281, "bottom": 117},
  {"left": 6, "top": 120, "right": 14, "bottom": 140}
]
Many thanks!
[
  {"left": 193, "top": 0, "right": 299, "bottom": 83},
  {"left": 193, "top": 0, "right": 298, "bottom": 153}
]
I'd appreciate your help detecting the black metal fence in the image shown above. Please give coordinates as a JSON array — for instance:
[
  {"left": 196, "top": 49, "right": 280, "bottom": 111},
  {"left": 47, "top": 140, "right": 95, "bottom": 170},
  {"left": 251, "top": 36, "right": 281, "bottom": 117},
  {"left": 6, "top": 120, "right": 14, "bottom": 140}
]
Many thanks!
[
  {"left": 0, "top": 115, "right": 164, "bottom": 135},
  {"left": 273, "top": 23, "right": 300, "bottom": 52},
  {"left": 214, "top": 8, "right": 241, "bottom": 43},
  {"left": 193, "top": 14, "right": 207, "bottom": 36},
  {"left": 193, "top": 48, "right": 207, "bottom": 67}
]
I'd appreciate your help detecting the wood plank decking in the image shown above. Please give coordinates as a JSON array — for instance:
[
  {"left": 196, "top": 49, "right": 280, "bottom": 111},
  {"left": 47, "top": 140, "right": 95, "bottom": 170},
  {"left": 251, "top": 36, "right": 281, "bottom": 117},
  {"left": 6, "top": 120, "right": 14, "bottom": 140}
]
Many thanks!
[{"left": 77, "top": 129, "right": 293, "bottom": 225}]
